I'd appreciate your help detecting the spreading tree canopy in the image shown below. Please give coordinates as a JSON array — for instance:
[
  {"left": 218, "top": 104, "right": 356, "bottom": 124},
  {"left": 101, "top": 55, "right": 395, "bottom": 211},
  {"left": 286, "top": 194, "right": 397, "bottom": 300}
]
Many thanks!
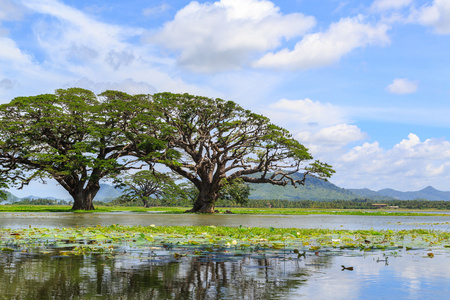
[
  {"left": 0, "top": 88, "right": 157, "bottom": 210},
  {"left": 140, "top": 92, "right": 334, "bottom": 213}
]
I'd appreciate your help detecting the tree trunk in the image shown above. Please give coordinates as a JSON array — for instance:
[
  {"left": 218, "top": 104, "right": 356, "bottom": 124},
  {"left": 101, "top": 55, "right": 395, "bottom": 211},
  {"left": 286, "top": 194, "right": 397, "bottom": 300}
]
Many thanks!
[
  {"left": 70, "top": 185, "right": 99, "bottom": 210},
  {"left": 186, "top": 188, "right": 218, "bottom": 213}
]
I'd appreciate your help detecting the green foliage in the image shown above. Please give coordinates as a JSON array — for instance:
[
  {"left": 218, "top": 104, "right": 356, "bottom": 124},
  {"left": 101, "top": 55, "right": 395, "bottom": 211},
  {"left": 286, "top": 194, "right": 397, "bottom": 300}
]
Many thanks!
[
  {"left": 218, "top": 178, "right": 252, "bottom": 206},
  {"left": 1, "top": 89, "right": 335, "bottom": 212},
  {"left": 142, "top": 92, "right": 334, "bottom": 212},
  {"left": 10, "top": 198, "right": 69, "bottom": 205},
  {"left": 115, "top": 170, "right": 189, "bottom": 207},
  {"left": 245, "top": 199, "right": 450, "bottom": 210},
  {"left": 0, "top": 88, "right": 163, "bottom": 210}
]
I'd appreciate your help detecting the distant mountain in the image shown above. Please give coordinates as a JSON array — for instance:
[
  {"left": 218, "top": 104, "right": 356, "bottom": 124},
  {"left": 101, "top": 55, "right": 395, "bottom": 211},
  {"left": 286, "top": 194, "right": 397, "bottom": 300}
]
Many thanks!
[
  {"left": 348, "top": 188, "right": 395, "bottom": 201},
  {"left": 248, "top": 173, "right": 362, "bottom": 201},
  {"left": 22, "top": 195, "right": 62, "bottom": 201},
  {"left": 0, "top": 190, "right": 20, "bottom": 203},
  {"left": 94, "top": 184, "right": 123, "bottom": 202},
  {"left": 1, "top": 184, "right": 123, "bottom": 204},
  {"left": 249, "top": 173, "right": 450, "bottom": 201},
  {"left": 376, "top": 186, "right": 450, "bottom": 201}
]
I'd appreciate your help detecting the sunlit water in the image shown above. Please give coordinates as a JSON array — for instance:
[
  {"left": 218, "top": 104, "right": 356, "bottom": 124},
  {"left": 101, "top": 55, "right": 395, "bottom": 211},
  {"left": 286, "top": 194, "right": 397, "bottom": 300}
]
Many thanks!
[{"left": 1, "top": 212, "right": 449, "bottom": 299}]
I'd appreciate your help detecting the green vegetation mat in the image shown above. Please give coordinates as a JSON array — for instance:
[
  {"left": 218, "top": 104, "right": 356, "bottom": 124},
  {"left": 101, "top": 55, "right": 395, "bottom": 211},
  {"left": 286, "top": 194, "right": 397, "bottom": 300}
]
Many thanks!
[{"left": 1, "top": 225, "right": 449, "bottom": 258}]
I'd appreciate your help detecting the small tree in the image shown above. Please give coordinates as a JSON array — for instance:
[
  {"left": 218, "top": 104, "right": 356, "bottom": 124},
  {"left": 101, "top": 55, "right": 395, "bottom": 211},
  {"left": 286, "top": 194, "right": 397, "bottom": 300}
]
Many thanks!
[
  {"left": 139, "top": 92, "right": 334, "bottom": 213},
  {"left": 217, "top": 178, "right": 252, "bottom": 206},
  {"left": 115, "top": 170, "right": 182, "bottom": 207},
  {"left": 0, "top": 88, "right": 160, "bottom": 210}
]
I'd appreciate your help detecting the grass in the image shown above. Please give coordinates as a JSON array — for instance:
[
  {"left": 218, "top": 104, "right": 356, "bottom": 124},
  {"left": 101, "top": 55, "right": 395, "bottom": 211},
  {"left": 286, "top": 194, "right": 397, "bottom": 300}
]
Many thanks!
[{"left": 1, "top": 204, "right": 450, "bottom": 216}]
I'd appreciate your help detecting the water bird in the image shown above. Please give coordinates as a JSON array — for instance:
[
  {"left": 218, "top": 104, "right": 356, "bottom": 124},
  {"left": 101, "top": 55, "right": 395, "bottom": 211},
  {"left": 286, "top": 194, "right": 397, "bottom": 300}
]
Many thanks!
[{"left": 341, "top": 265, "right": 354, "bottom": 271}]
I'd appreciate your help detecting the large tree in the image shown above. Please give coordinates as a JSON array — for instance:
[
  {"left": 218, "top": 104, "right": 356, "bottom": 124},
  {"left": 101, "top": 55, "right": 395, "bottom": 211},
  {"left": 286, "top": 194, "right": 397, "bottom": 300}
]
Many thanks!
[
  {"left": 0, "top": 88, "right": 154, "bottom": 210},
  {"left": 141, "top": 92, "right": 335, "bottom": 213}
]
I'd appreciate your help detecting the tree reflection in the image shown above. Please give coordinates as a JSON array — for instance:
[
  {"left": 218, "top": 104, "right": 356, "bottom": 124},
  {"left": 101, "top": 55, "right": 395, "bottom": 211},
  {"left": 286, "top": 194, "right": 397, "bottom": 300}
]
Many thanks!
[{"left": 0, "top": 249, "right": 333, "bottom": 299}]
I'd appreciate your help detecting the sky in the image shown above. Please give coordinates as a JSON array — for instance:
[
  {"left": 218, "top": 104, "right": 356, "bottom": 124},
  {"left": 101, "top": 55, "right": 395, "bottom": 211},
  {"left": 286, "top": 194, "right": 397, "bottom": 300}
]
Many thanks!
[{"left": 1, "top": 0, "right": 450, "bottom": 198}]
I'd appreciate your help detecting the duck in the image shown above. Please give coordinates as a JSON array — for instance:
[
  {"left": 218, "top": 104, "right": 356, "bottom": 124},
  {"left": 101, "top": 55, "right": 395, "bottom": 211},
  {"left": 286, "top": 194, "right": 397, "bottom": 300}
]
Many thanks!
[{"left": 341, "top": 265, "right": 354, "bottom": 271}]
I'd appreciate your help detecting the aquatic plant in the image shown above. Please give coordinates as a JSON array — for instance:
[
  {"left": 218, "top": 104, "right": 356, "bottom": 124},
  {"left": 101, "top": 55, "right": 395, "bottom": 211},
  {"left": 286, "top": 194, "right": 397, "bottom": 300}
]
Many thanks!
[{"left": 1, "top": 225, "right": 448, "bottom": 259}]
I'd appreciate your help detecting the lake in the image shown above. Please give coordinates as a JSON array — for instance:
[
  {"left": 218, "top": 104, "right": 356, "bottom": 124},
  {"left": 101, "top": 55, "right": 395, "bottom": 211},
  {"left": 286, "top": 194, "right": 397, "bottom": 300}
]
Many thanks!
[
  {"left": 2, "top": 211, "right": 450, "bottom": 230},
  {"left": 1, "top": 212, "right": 449, "bottom": 299}
]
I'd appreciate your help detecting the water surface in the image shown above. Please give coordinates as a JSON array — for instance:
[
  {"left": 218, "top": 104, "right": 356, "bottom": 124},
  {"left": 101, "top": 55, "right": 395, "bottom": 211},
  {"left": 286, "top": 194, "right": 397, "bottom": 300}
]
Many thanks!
[
  {"left": 1, "top": 247, "right": 448, "bottom": 299},
  {"left": 1, "top": 212, "right": 449, "bottom": 299},
  {"left": 1, "top": 212, "right": 450, "bottom": 231}
]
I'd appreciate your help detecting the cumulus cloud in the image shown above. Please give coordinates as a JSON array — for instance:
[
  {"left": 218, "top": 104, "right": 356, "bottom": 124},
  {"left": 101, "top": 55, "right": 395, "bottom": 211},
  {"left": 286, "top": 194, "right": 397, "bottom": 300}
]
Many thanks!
[
  {"left": 148, "top": 0, "right": 316, "bottom": 72},
  {"left": 254, "top": 15, "right": 390, "bottom": 70},
  {"left": 267, "top": 98, "right": 348, "bottom": 128},
  {"left": 297, "top": 124, "right": 367, "bottom": 147},
  {"left": 333, "top": 133, "right": 450, "bottom": 190},
  {"left": 263, "top": 98, "right": 367, "bottom": 156},
  {"left": 265, "top": 97, "right": 450, "bottom": 191},
  {"left": 386, "top": 78, "right": 418, "bottom": 94},
  {"left": 0, "top": 0, "right": 219, "bottom": 99},
  {"left": 415, "top": 0, "right": 450, "bottom": 34}
]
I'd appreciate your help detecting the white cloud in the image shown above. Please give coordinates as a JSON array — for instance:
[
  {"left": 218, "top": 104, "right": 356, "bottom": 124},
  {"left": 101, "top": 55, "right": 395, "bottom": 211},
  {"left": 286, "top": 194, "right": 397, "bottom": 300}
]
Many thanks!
[
  {"left": 254, "top": 15, "right": 390, "bottom": 70},
  {"left": 333, "top": 133, "right": 450, "bottom": 190},
  {"left": 0, "top": 37, "right": 34, "bottom": 65},
  {"left": 416, "top": 0, "right": 450, "bottom": 34},
  {"left": 297, "top": 124, "right": 367, "bottom": 146},
  {"left": 370, "top": 0, "right": 413, "bottom": 12},
  {"left": 148, "top": 0, "right": 316, "bottom": 72},
  {"left": 264, "top": 98, "right": 367, "bottom": 156},
  {"left": 22, "top": 0, "right": 142, "bottom": 71},
  {"left": 266, "top": 97, "right": 450, "bottom": 191},
  {"left": 386, "top": 78, "right": 418, "bottom": 94},
  {"left": 0, "top": 0, "right": 222, "bottom": 100},
  {"left": 267, "top": 98, "right": 347, "bottom": 128}
]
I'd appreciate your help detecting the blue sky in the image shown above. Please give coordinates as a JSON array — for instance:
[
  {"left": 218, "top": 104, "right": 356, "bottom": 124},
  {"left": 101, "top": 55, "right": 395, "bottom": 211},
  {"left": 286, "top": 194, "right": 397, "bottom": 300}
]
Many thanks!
[{"left": 1, "top": 0, "right": 450, "bottom": 197}]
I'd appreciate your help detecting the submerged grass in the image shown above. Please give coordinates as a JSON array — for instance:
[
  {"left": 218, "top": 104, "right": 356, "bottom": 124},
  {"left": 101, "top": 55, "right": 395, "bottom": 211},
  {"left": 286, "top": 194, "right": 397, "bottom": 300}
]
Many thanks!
[{"left": 1, "top": 205, "right": 449, "bottom": 216}]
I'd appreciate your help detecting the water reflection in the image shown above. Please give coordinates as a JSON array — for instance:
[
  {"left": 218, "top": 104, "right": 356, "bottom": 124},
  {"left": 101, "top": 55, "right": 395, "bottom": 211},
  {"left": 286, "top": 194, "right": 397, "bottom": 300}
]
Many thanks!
[
  {"left": 1, "top": 248, "right": 448, "bottom": 299},
  {"left": 0, "top": 251, "right": 318, "bottom": 299},
  {"left": 2, "top": 212, "right": 450, "bottom": 230}
]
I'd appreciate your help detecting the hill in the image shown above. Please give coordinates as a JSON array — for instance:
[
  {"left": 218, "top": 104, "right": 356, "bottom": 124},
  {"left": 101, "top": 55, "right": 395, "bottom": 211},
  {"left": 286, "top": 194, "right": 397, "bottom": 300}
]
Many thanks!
[
  {"left": 348, "top": 188, "right": 395, "bottom": 201},
  {"left": 0, "top": 190, "right": 20, "bottom": 203},
  {"left": 248, "top": 174, "right": 362, "bottom": 201},
  {"left": 94, "top": 184, "right": 123, "bottom": 202},
  {"left": 375, "top": 186, "right": 450, "bottom": 201}
]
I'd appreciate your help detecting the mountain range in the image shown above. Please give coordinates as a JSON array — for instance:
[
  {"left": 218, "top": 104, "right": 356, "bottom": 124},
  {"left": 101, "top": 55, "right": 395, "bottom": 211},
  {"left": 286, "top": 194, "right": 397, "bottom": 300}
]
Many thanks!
[
  {"left": 247, "top": 173, "right": 450, "bottom": 201},
  {"left": 2, "top": 174, "right": 450, "bottom": 202}
]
